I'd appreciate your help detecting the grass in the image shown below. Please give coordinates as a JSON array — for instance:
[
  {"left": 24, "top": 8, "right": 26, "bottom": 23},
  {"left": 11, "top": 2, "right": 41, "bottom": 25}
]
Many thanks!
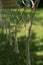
[{"left": 0, "top": 8, "right": 43, "bottom": 65}]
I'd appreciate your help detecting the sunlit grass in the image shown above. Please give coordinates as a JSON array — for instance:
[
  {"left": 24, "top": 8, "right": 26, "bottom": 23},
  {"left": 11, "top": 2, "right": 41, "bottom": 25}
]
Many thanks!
[{"left": 34, "top": 51, "right": 43, "bottom": 56}]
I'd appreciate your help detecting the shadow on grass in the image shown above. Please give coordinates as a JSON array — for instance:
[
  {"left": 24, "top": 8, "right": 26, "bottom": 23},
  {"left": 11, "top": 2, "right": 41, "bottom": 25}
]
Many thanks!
[
  {"left": 30, "top": 32, "right": 43, "bottom": 65},
  {"left": 0, "top": 31, "right": 26, "bottom": 65},
  {"left": 33, "top": 17, "right": 43, "bottom": 25},
  {"left": 33, "top": 12, "right": 43, "bottom": 26},
  {"left": 0, "top": 30, "right": 43, "bottom": 65}
]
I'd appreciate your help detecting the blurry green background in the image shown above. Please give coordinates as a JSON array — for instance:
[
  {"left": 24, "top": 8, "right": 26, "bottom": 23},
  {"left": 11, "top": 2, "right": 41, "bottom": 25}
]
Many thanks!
[{"left": 0, "top": 0, "right": 43, "bottom": 65}]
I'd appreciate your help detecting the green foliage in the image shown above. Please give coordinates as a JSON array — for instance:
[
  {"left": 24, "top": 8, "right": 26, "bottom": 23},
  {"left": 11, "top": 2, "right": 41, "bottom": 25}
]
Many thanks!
[{"left": 0, "top": 9, "right": 43, "bottom": 65}]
